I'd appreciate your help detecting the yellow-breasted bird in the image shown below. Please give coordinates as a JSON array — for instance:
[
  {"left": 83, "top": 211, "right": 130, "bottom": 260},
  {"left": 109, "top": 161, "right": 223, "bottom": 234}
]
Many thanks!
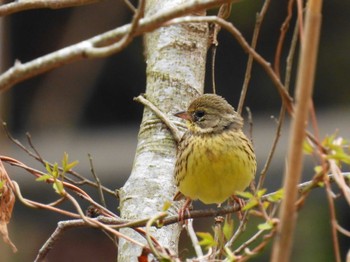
[{"left": 173, "top": 94, "right": 256, "bottom": 205}]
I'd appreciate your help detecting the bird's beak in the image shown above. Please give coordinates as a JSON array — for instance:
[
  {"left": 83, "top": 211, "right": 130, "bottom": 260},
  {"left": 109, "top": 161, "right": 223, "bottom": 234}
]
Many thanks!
[{"left": 174, "top": 111, "right": 191, "bottom": 120}]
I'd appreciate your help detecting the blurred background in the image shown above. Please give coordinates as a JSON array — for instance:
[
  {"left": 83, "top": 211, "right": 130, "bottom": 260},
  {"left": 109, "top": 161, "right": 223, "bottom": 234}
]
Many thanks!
[{"left": 0, "top": 0, "right": 349, "bottom": 261}]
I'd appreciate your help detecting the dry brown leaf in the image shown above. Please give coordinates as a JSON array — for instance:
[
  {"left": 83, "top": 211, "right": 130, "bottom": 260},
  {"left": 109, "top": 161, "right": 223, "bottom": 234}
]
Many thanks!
[{"left": 0, "top": 159, "right": 17, "bottom": 253}]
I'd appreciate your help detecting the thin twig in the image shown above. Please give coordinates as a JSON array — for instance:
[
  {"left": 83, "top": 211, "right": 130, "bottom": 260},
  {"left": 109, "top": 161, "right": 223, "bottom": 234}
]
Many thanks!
[
  {"left": 145, "top": 212, "right": 171, "bottom": 260},
  {"left": 234, "top": 229, "right": 265, "bottom": 254},
  {"left": 11, "top": 181, "right": 81, "bottom": 217},
  {"left": 3, "top": 122, "right": 116, "bottom": 196},
  {"left": 88, "top": 153, "right": 106, "bottom": 207},
  {"left": 167, "top": 16, "right": 293, "bottom": 113},
  {"left": 123, "top": 0, "right": 136, "bottom": 12},
  {"left": 134, "top": 94, "right": 182, "bottom": 143},
  {"left": 26, "top": 132, "right": 45, "bottom": 163},
  {"left": 324, "top": 177, "right": 341, "bottom": 262},
  {"left": 238, "top": 228, "right": 277, "bottom": 262},
  {"left": 336, "top": 224, "right": 350, "bottom": 238},
  {"left": 0, "top": 0, "right": 236, "bottom": 92},
  {"left": 1, "top": 156, "right": 118, "bottom": 218},
  {"left": 35, "top": 200, "right": 147, "bottom": 262},
  {"left": 237, "top": 0, "right": 271, "bottom": 115},
  {"left": 186, "top": 219, "right": 204, "bottom": 258},
  {"left": 0, "top": 0, "right": 99, "bottom": 16},
  {"left": 84, "top": 0, "right": 145, "bottom": 58},
  {"left": 257, "top": 18, "right": 299, "bottom": 190},
  {"left": 25, "top": 169, "right": 350, "bottom": 261},
  {"left": 271, "top": 1, "right": 323, "bottom": 260},
  {"left": 209, "top": 3, "right": 232, "bottom": 94},
  {"left": 211, "top": 43, "right": 217, "bottom": 94},
  {"left": 3, "top": 122, "right": 43, "bottom": 163},
  {"left": 273, "top": 0, "right": 294, "bottom": 78}
]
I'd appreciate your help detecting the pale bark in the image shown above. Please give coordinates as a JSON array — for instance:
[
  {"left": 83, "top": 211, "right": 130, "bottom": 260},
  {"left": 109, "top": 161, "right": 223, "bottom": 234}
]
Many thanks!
[{"left": 118, "top": 0, "right": 208, "bottom": 261}]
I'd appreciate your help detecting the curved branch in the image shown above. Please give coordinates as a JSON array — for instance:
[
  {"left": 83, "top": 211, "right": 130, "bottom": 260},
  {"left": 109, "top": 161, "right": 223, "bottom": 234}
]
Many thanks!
[
  {"left": 0, "top": 0, "right": 235, "bottom": 92},
  {"left": 167, "top": 15, "right": 293, "bottom": 112},
  {"left": 0, "top": 0, "right": 99, "bottom": 16}
]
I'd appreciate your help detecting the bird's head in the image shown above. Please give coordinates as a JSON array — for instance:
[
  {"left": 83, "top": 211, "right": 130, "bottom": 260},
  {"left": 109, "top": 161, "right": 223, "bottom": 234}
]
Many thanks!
[{"left": 175, "top": 94, "right": 243, "bottom": 134}]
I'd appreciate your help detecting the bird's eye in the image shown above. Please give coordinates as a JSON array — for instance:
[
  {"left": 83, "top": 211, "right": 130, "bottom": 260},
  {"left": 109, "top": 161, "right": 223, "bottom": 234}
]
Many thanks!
[{"left": 194, "top": 110, "right": 205, "bottom": 120}]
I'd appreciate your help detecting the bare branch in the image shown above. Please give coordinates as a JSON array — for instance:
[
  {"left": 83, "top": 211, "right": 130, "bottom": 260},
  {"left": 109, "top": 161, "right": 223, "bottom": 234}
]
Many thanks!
[
  {"left": 238, "top": 0, "right": 271, "bottom": 115},
  {"left": 0, "top": 156, "right": 118, "bottom": 218},
  {"left": 167, "top": 16, "right": 293, "bottom": 113},
  {"left": 3, "top": 122, "right": 117, "bottom": 196},
  {"left": 88, "top": 153, "right": 106, "bottom": 207},
  {"left": 273, "top": 0, "right": 294, "bottom": 78},
  {"left": 257, "top": 18, "right": 299, "bottom": 190},
  {"left": 271, "top": 1, "right": 323, "bottom": 260},
  {"left": 23, "top": 169, "right": 350, "bottom": 261},
  {"left": 0, "top": 0, "right": 99, "bottom": 16},
  {"left": 0, "top": 0, "right": 236, "bottom": 92}
]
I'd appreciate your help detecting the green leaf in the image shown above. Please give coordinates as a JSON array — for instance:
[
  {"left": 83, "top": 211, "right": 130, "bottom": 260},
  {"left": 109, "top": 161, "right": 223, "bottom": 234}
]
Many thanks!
[
  {"left": 36, "top": 174, "right": 52, "bottom": 181},
  {"left": 162, "top": 201, "right": 172, "bottom": 211},
  {"left": 45, "top": 162, "right": 52, "bottom": 174},
  {"left": 197, "top": 232, "right": 216, "bottom": 248},
  {"left": 262, "top": 201, "right": 270, "bottom": 209},
  {"left": 0, "top": 180, "right": 4, "bottom": 189},
  {"left": 314, "top": 165, "right": 323, "bottom": 174},
  {"left": 267, "top": 189, "right": 284, "bottom": 202},
  {"left": 62, "top": 152, "right": 79, "bottom": 172},
  {"left": 258, "top": 221, "right": 273, "bottom": 231},
  {"left": 317, "top": 181, "right": 325, "bottom": 188},
  {"left": 53, "top": 163, "right": 59, "bottom": 178},
  {"left": 235, "top": 191, "right": 253, "bottom": 199},
  {"left": 65, "top": 160, "right": 79, "bottom": 171},
  {"left": 327, "top": 151, "right": 350, "bottom": 164},
  {"left": 62, "top": 152, "right": 68, "bottom": 168},
  {"left": 256, "top": 188, "right": 267, "bottom": 198},
  {"left": 223, "top": 218, "right": 234, "bottom": 240},
  {"left": 303, "top": 139, "right": 314, "bottom": 154},
  {"left": 242, "top": 198, "right": 258, "bottom": 211},
  {"left": 53, "top": 180, "right": 65, "bottom": 195}
]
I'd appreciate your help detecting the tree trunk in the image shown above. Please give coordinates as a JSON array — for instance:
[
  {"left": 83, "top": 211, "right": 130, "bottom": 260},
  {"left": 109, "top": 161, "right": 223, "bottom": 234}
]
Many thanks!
[{"left": 118, "top": 0, "right": 208, "bottom": 260}]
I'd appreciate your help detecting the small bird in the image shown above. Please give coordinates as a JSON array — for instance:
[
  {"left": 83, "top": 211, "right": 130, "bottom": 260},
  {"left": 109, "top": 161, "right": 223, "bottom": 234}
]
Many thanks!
[{"left": 173, "top": 94, "right": 256, "bottom": 205}]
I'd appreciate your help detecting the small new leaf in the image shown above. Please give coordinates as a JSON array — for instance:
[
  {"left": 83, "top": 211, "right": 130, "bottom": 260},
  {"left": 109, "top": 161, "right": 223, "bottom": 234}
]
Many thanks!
[
  {"left": 36, "top": 174, "right": 52, "bottom": 182},
  {"left": 258, "top": 220, "right": 273, "bottom": 231},
  {"left": 267, "top": 189, "right": 284, "bottom": 202},
  {"left": 62, "top": 152, "right": 79, "bottom": 172},
  {"left": 256, "top": 188, "right": 267, "bottom": 198},
  {"left": 242, "top": 198, "right": 258, "bottom": 211},
  {"left": 53, "top": 180, "right": 65, "bottom": 195},
  {"left": 197, "top": 232, "right": 216, "bottom": 249},
  {"left": 45, "top": 162, "right": 52, "bottom": 174},
  {"left": 162, "top": 201, "right": 172, "bottom": 211},
  {"left": 52, "top": 163, "right": 59, "bottom": 178},
  {"left": 314, "top": 165, "right": 323, "bottom": 174},
  {"left": 223, "top": 218, "right": 234, "bottom": 240},
  {"left": 235, "top": 191, "right": 253, "bottom": 199},
  {"left": 303, "top": 139, "right": 314, "bottom": 154},
  {"left": 327, "top": 151, "right": 350, "bottom": 164},
  {"left": 262, "top": 201, "right": 270, "bottom": 209},
  {"left": 65, "top": 160, "right": 79, "bottom": 172}
]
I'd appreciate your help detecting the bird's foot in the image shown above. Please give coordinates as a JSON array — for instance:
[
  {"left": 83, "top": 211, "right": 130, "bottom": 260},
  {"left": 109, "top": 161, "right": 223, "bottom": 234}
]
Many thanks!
[{"left": 178, "top": 198, "right": 192, "bottom": 224}]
